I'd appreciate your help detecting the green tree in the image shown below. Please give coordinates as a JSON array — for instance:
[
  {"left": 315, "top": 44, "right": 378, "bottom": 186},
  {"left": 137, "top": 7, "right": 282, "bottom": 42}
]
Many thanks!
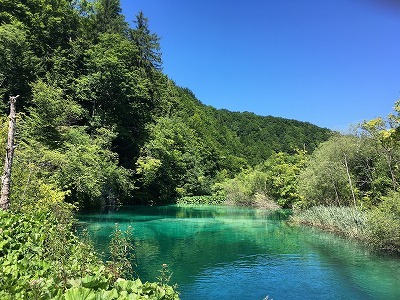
[
  {"left": 367, "top": 191, "right": 400, "bottom": 252},
  {"left": 136, "top": 116, "right": 210, "bottom": 203},
  {"left": 0, "top": 22, "right": 36, "bottom": 110},
  {"left": 76, "top": 33, "right": 157, "bottom": 167},
  {"left": 361, "top": 113, "right": 400, "bottom": 191},
  {"left": 0, "top": 0, "right": 80, "bottom": 59},
  {"left": 213, "top": 151, "right": 305, "bottom": 208},
  {"left": 261, "top": 150, "right": 306, "bottom": 207},
  {"left": 129, "top": 11, "right": 162, "bottom": 71},
  {"left": 297, "top": 135, "right": 359, "bottom": 208},
  {"left": 92, "top": 0, "right": 127, "bottom": 35}
]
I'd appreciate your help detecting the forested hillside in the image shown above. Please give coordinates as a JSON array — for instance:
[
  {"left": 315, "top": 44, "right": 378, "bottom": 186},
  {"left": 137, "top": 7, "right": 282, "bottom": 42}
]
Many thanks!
[
  {"left": 212, "top": 109, "right": 331, "bottom": 165},
  {"left": 0, "top": 0, "right": 331, "bottom": 210}
]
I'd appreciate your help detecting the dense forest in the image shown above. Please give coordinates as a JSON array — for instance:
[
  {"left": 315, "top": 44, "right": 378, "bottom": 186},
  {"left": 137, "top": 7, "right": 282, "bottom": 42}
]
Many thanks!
[
  {"left": 0, "top": 0, "right": 399, "bottom": 298},
  {"left": 0, "top": 0, "right": 331, "bottom": 210}
]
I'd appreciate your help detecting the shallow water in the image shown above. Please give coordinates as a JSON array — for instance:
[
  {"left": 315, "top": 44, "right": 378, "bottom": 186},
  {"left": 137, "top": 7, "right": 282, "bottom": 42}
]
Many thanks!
[{"left": 78, "top": 205, "right": 400, "bottom": 300}]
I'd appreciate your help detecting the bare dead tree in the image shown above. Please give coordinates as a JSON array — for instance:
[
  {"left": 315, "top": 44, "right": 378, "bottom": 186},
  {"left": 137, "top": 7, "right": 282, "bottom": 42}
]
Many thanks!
[{"left": 0, "top": 95, "right": 19, "bottom": 211}]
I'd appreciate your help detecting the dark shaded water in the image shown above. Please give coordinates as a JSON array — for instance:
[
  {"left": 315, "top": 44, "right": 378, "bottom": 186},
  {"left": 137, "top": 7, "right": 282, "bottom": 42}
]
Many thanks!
[{"left": 78, "top": 205, "right": 400, "bottom": 300}]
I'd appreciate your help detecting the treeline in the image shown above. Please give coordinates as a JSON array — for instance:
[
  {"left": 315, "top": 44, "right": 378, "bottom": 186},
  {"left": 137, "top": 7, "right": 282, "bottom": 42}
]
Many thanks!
[{"left": 0, "top": 0, "right": 331, "bottom": 210}]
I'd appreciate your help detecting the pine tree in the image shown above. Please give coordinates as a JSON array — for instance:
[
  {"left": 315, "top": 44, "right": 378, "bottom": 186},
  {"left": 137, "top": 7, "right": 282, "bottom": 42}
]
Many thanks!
[{"left": 129, "top": 11, "right": 162, "bottom": 71}]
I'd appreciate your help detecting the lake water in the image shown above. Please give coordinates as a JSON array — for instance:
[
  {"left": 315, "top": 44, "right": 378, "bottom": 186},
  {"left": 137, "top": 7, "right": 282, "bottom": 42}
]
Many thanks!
[{"left": 78, "top": 205, "right": 400, "bottom": 300}]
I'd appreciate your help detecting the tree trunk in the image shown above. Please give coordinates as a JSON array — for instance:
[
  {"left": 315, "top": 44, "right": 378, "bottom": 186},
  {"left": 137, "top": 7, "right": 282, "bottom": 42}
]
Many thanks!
[
  {"left": 344, "top": 153, "right": 357, "bottom": 208},
  {"left": 0, "top": 95, "right": 18, "bottom": 211}
]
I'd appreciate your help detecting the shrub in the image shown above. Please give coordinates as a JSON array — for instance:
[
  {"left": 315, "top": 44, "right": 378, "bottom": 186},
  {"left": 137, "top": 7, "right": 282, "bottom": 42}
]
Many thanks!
[
  {"left": 0, "top": 210, "right": 102, "bottom": 298},
  {"left": 366, "top": 192, "right": 400, "bottom": 253}
]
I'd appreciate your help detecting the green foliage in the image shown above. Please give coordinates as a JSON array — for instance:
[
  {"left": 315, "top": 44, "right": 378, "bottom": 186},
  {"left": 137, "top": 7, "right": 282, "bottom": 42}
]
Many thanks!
[
  {"left": 0, "top": 210, "right": 180, "bottom": 299},
  {"left": 366, "top": 192, "right": 400, "bottom": 253},
  {"left": 292, "top": 200, "right": 400, "bottom": 254},
  {"left": 212, "top": 109, "right": 331, "bottom": 165},
  {"left": 12, "top": 117, "right": 133, "bottom": 210},
  {"left": 92, "top": 0, "right": 128, "bottom": 35},
  {"left": 297, "top": 135, "right": 361, "bottom": 208},
  {"left": 176, "top": 195, "right": 226, "bottom": 205},
  {"left": 297, "top": 103, "right": 400, "bottom": 209},
  {"left": 260, "top": 151, "right": 306, "bottom": 207},
  {"left": 292, "top": 102, "right": 400, "bottom": 253},
  {"left": 213, "top": 168, "right": 267, "bottom": 206},
  {"left": 30, "top": 80, "right": 83, "bottom": 130},
  {"left": 213, "top": 151, "right": 306, "bottom": 208},
  {"left": 136, "top": 116, "right": 215, "bottom": 203},
  {"left": 129, "top": 11, "right": 162, "bottom": 71},
  {"left": 64, "top": 276, "right": 179, "bottom": 300},
  {"left": 0, "top": 210, "right": 102, "bottom": 299},
  {"left": 107, "top": 224, "right": 135, "bottom": 280},
  {"left": 155, "top": 263, "right": 179, "bottom": 299},
  {"left": 0, "top": 21, "right": 36, "bottom": 109},
  {"left": 361, "top": 115, "right": 400, "bottom": 196}
]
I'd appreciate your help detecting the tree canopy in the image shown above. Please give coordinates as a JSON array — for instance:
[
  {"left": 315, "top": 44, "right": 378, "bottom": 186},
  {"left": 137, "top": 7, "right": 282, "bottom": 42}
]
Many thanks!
[{"left": 0, "top": 0, "right": 331, "bottom": 209}]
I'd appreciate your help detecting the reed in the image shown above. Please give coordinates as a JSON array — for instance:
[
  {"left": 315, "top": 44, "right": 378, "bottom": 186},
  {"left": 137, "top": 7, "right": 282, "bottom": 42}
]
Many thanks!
[{"left": 291, "top": 206, "right": 368, "bottom": 239}]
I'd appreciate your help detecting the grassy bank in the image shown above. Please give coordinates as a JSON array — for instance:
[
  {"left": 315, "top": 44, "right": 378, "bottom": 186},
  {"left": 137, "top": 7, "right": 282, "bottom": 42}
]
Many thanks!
[
  {"left": 290, "top": 206, "right": 367, "bottom": 239},
  {"left": 291, "top": 204, "right": 400, "bottom": 254}
]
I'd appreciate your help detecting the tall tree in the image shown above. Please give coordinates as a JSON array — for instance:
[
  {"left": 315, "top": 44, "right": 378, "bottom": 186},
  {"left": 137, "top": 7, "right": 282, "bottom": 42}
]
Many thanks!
[
  {"left": 362, "top": 115, "right": 400, "bottom": 191},
  {"left": 0, "top": 22, "right": 36, "bottom": 110},
  {"left": 297, "top": 135, "right": 359, "bottom": 208},
  {"left": 129, "top": 11, "right": 162, "bottom": 71},
  {"left": 93, "top": 0, "right": 127, "bottom": 35}
]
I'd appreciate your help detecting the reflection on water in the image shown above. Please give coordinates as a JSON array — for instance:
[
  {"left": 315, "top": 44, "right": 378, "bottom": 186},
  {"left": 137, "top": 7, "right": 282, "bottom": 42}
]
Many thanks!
[{"left": 78, "top": 205, "right": 400, "bottom": 300}]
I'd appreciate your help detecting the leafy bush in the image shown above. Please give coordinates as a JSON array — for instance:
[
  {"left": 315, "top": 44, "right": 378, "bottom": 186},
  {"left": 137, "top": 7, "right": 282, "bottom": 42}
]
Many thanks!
[
  {"left": 366, "top": 192, "right": 400, "bottom": 253},
  {"left": 63, "top": 276, "right": 179, "bottom": 300},
  {"left": 213, "top": 151, "right": 305, "bottom": 208},
  {"left": 0, "top": 210, "right": 101, "bottom": 299}
]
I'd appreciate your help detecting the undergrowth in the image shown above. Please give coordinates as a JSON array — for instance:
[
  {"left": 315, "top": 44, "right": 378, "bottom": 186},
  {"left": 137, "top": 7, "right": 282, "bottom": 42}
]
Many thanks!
[{"left": 0, "top": 209, "right": 179, "bottom": 299}]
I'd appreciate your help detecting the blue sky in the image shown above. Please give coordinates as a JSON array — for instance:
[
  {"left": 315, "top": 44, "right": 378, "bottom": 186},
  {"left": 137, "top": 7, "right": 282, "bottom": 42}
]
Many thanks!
[{"left": 120, "top": 0, "right": 400, "bottom": 130}]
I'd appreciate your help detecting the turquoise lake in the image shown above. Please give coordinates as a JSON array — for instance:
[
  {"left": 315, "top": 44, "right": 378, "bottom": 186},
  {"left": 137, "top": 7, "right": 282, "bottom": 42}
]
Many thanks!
[{"left": 78, "top": 205, "right": 400, "bottom": 300}]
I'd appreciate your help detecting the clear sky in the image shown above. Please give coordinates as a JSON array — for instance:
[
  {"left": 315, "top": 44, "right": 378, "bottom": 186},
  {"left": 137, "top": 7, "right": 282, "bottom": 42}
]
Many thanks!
[{"left": 120, "top": 0, "right": 400, "bottom": 131}]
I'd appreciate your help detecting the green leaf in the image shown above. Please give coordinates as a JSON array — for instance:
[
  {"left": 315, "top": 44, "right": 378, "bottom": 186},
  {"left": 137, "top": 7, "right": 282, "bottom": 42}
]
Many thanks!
[
  {"left": 64, "top": 287, "right": 96, "bottom": 300},
  {"left": 96, "top": 289, "right": 119, "bottom": 300},
  {"left": 115, "top": 278, "right": 142, "bottom": 293},
  {"left": 81, "top": 275, "right": 109, "bottom": 290}
]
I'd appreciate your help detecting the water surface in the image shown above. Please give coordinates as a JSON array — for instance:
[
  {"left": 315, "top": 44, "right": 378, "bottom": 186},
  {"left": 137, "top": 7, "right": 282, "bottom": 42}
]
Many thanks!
[{"left": 78, "top": 205, "right": 400, "bottom": 300}]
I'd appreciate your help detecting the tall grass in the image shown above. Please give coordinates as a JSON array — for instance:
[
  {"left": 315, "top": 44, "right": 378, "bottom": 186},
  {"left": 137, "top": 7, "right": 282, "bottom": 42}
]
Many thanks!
[
  {"left": 290, "top": 206, "right": 368, "bottom": 239},
  {"left": 291, "top": 204, "right": 400, "bottom": 254}
]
